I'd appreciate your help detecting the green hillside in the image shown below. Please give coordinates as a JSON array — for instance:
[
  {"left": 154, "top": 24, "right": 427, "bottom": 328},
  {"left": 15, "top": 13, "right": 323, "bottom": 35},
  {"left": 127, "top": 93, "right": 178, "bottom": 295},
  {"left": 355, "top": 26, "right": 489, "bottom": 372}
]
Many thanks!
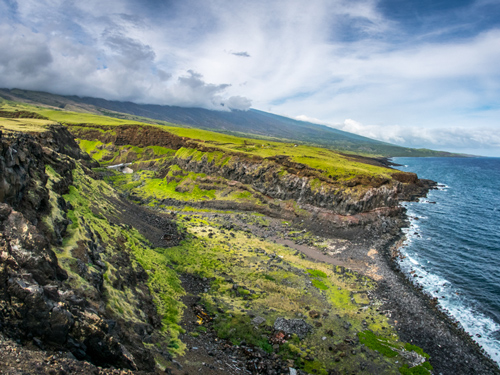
[{"left": 0, "top": 88, "right": 463, "bottom": 157}]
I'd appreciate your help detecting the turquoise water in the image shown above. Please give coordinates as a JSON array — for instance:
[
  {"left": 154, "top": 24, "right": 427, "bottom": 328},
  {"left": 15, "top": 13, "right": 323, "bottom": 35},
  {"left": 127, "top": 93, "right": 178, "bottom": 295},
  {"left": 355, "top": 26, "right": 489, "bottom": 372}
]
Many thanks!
[{"left": 393, "top": 157, "right": 500, "bottom": 364}]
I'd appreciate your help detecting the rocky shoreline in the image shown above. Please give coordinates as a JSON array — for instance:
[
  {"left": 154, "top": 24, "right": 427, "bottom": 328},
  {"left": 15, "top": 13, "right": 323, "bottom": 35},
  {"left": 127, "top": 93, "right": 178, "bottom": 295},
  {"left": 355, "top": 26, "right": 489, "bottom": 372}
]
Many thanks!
[{"left": 374, "top": 210, "right": 500, "bottom": 374}]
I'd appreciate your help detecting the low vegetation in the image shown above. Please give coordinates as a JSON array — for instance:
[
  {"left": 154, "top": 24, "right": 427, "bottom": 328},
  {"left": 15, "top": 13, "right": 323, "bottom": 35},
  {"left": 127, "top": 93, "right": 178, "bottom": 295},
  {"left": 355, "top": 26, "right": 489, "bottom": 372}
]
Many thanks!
[
  {"left": 0, "top": 97, "right": 435, "bottom": 373},
  {"left": 46, "top": 164, "right": 187, "bottom": 356}
]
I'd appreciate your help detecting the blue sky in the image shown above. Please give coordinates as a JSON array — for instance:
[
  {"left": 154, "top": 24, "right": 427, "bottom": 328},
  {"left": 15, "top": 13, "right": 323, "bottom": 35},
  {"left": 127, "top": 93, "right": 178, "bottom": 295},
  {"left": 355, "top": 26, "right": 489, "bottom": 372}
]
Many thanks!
[{"left": 1, "top": 0, "right": 499, "bottom": 155}]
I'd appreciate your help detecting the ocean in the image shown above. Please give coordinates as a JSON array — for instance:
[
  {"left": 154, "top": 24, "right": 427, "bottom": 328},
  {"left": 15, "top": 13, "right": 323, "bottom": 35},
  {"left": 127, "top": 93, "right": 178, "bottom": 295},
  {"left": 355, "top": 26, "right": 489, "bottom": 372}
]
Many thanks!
[{"left": 393, "top": 157, "right": 500, "bottom": 365}]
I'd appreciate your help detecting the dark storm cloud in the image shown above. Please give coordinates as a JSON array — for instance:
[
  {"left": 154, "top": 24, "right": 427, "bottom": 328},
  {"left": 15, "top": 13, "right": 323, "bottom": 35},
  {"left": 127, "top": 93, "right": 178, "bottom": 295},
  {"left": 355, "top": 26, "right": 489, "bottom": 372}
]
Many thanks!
[{"left": 104, "top": 31, "right": 156, "bottom": 68}]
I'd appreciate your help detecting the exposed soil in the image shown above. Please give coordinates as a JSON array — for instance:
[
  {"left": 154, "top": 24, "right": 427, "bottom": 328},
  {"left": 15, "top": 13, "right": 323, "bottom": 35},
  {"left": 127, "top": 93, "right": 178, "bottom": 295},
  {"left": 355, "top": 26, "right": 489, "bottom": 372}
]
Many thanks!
[
  {"left": 105, "top": 195, "right": 184, "bottom": 248},
  {"left": 0, "top": 332, "right": 155, "bottom": 375}
]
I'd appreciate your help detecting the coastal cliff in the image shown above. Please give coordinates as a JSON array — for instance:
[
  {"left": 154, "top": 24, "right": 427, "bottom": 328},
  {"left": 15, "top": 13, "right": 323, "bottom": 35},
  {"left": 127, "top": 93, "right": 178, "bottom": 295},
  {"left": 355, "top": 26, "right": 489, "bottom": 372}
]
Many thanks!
[
  {"left": 69, "top": 123, "right": 435, "bottom": 243},
  {"left": 0, "top": 112, "right": 497, "bottom": 375}
]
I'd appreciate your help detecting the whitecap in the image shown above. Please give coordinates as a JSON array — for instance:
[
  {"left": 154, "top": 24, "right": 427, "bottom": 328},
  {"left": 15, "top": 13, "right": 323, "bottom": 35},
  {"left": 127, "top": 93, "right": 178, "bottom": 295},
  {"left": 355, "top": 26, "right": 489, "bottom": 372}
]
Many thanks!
[
  {"left": 436, "top": 183, "right": 449, "bottom": 191},
  {"left": 409, "top": 257, "right": 419, "bottom": 265},
  {"left": 400, "top": 253, "right": 500, "bottom": 364}
]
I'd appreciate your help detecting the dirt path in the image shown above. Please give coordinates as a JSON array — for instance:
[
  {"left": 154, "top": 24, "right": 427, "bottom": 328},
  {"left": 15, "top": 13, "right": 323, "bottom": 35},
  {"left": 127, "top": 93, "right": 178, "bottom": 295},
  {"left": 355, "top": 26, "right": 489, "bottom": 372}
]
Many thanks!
[{"left": 271, "top": 237, "right": 367, "bottom": 273}]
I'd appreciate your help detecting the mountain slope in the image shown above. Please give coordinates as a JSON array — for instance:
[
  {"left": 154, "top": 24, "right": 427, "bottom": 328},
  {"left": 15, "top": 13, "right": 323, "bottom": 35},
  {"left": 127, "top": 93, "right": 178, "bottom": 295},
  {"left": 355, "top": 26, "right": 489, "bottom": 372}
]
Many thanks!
[{"left": 0, "top": 88, "right": 458, "bottom": 157}]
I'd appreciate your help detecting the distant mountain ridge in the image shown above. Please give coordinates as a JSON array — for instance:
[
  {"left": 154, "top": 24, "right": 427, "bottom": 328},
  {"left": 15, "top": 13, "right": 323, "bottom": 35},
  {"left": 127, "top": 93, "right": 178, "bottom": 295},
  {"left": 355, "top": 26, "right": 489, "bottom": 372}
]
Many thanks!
[{"left": 0, "top": 88, "right": 460, "bottom": 157}]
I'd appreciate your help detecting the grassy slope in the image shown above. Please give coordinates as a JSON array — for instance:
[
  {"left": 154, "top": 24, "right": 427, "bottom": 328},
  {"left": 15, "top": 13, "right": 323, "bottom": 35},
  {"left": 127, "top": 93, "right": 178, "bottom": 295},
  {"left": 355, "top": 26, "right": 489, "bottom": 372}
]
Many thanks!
[
  {"left": 0, "top": 89, "right": 459, "bottom": 157},
  {"left": 0, "top": 117, "right": 56, "bottom": 132},
  {"left": 44, "top": 163, "right": 187, "bottom": 359},
  {"left": 1, "top": 99, "right": 433, "bottom": 374},
  {"left": 0, "top": 98, "right": 397, "bottom": 183}
]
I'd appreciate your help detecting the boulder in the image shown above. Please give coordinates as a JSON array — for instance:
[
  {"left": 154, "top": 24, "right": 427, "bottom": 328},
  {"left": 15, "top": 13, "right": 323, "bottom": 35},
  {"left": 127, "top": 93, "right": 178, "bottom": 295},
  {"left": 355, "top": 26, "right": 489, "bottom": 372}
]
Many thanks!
[{"left": 274, "top": 317, "right": 313, "bottom": 339}]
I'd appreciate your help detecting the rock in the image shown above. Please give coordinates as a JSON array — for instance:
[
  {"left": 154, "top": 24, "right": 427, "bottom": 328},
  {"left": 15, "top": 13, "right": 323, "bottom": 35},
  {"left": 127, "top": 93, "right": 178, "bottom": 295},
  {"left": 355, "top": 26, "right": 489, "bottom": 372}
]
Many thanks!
[
  {"left": 171, "top": 360, "right": 183, "bottom": 370},
  {"left": 308, "top": 310, "right": 320, "bottom": 319},
  {"left": 0, "top": 203, "right": 12, "bottom": 221},
  {"left": 33, "top": 337, "right": 45, "bottom": 349},
  {"left": 252, "top": 316, "right": 266, "bottom": 326},
  {"left": 273, "top": 318, "right": 312, "bottom": 339},
  {"left": 399, "top": 349, "right": 426, "bottom": 367}
]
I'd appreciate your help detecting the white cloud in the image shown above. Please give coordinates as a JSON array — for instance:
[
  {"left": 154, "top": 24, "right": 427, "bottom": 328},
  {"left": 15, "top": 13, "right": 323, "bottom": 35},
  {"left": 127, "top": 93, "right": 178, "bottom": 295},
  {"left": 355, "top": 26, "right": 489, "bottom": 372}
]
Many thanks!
[
  {"left": 379, "top": 123, "right": 500, "bottom": 156},
  {"left": 296, "top": 116, "right": 500, "bottom": 156},
  {"left": 223, "top": 96, "right": 252, "bottom": 110},
  {"left": 0, "top": 0, "right": 499, "bottom": 154}
]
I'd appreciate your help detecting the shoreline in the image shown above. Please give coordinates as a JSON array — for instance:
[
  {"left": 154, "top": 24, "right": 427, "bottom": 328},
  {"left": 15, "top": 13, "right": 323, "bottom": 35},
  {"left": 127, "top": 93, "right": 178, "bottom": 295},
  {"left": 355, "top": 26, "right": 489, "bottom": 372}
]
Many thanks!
[{"left": 374, "top": 206, "right": 500, "bottom": 374}]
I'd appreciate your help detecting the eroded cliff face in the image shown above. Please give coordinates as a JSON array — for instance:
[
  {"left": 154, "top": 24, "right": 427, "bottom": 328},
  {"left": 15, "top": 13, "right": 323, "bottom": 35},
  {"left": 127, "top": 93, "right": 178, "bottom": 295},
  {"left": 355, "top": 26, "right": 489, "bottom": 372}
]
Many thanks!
[
  {"left": 67, "top": 124, "right": 436, "bottom": 248},
  {"left": 0, "top": 127, "right": 178, "bottom": 371},
  {"left": 172, "top": 154, "right": 431, "bottom": 216},
  {"left": 70, "top": 124, "right": 434, "bottom": 218}
]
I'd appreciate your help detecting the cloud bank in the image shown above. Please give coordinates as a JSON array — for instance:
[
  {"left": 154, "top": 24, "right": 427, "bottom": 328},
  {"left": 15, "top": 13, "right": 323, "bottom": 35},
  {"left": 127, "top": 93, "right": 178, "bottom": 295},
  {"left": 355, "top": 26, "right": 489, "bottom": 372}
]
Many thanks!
[
  {"left": 0, "top": 2, "right": 253, "bottom": 110},
  {"left": 296, "top": 116, "right": 500, "bottom": 156}
]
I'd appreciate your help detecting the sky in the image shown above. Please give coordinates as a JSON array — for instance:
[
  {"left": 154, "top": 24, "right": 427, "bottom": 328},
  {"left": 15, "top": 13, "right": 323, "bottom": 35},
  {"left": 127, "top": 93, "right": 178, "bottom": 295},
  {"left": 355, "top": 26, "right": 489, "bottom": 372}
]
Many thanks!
[{"left": 1, "top": 0, "right": 499, "bottom": 156}]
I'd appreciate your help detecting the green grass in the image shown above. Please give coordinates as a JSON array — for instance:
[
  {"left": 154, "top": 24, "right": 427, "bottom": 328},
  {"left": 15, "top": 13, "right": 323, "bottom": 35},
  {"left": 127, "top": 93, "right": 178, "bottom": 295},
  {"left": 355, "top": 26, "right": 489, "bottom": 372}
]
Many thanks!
[
  {"left": 399, "top": 363, "right": 432, "bottom": 375},
  {"left": 107, "top": 169, "right": 217, "bottom": 201},
  {"left": 76, "top": 139, "right": 175, "bottom": 166},
  {"left": 357, "top": 330, "right": 398, "bottom": 357},
  {"left": 404, "top": 343, "right": 430, "bottom": 359},
  {"left": 307, "top": 269, "right": 328, "bottom": 278},
  {"left": 29, "top": 105, "right": 398, "bottom": 185},
  {"left": 37, "top": 108, "right": 147, "bottom": 125},
  {"left": 1, "top": 100, "right": 411, "bottom": 190},
  {"left": 165, "top": 128, "right": 394, "bottom": 181},
  {"left": 312, "top": 279, "right": 328, "bottom": 290},
  {"left": 0, "top": 117, "right": 56, "bottom": 132}
]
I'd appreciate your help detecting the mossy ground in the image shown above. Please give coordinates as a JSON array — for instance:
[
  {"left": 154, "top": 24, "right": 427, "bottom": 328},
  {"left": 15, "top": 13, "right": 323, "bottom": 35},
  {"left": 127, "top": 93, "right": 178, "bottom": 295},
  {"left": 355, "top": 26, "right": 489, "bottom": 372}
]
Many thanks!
[
  {"left": 147, "top": 213, "right": 432, "bottom": 374},
  {"left": 1, "top": 100, "right": 434, "bottom": 373}
]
